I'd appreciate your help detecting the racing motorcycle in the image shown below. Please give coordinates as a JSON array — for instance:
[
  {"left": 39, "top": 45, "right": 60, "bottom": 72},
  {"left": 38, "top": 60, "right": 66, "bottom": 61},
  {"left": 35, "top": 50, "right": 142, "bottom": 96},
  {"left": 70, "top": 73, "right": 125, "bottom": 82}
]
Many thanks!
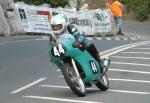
[{"left": 48, "top": 34, "right": 110, "bottom": 97}]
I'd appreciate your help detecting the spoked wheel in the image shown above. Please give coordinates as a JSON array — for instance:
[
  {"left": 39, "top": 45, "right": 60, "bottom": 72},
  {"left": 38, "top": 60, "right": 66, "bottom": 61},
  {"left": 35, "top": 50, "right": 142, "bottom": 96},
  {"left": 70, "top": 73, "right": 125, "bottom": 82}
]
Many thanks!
[
  {"left": 62, "top": 59, "right": 86, "bottom": 97},
  {"left": 95, "top": 74, "right": 109, "bottom": 91}
]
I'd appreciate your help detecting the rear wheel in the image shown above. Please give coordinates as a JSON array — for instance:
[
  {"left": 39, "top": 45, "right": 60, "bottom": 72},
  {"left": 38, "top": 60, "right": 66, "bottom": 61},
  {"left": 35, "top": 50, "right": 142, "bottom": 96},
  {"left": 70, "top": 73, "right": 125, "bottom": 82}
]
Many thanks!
[
  {"left": 95, "top": 74, "right": 109, "bottom": 91},
  {"left": 62, "top": 59, "right": 86, "bottom": 97}
]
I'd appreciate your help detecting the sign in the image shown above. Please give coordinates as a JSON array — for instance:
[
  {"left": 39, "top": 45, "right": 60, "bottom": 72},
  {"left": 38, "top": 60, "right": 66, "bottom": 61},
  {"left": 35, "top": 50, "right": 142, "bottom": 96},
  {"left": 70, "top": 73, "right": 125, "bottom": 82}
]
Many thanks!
[
  {"left": 91, "top": 9, "right": 112, "bottom": 33},
  {"left": 15, "top": 4, "right": 59, "bottom": 34},
  {"left": 59, "top": 8, "right": 113, "bottom": 35},
  {"left": 15, "top": 4, "right": 114, "bottom": 35}
]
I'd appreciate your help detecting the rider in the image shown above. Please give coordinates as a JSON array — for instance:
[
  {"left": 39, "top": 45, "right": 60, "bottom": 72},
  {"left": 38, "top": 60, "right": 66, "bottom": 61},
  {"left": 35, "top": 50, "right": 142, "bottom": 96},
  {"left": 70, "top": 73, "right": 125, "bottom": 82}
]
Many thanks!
[{"left": 49, "top": 14, "right": 103, "bottom": 71}]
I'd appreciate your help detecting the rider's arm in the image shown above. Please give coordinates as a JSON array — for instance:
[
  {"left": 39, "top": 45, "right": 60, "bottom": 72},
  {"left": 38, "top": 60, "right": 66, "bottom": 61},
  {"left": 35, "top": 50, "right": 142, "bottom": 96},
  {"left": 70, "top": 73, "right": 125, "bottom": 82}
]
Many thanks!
[{"left": 67, "top": 24, "right": 86, "bottom": 44}]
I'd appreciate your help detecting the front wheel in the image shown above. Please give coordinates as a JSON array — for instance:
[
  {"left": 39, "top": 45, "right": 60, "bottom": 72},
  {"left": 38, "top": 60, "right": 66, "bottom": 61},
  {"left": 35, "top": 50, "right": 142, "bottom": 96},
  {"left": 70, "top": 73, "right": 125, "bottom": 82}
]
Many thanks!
[
  {"left": 95, "top": 74, "right": 109, "bottom": 91},
  {"left": 62, "top": 59, "right": 86, "bottom": 97}
]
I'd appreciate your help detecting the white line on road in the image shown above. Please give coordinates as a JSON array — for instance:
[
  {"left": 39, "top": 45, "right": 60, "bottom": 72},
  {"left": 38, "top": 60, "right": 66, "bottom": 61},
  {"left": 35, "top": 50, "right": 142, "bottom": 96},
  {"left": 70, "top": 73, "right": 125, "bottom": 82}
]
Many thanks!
[
  {"left": 109, "top": 78, "right": 150, "bottom": 84},
  {"left": 23, "top": 95, "right": 102, "bottom": 103},
  {"left": 40, "top": 85, "right": 97, "bottom": 90},
  {"left": 106, "top": 37, "right": 112, "bottom": 40},
  {"left": 111, "top": 56, "right": 150, "bottom": 60},
  {"left": 10, "top": 78, "right": 46, "bottom": 94},
  {"left": 130, "top": 37, "right": 137, "bottom": 40},
  {"left": 100, "top": 41, "right": 150, "bottom": 58},
  {"left": 56, "top": 74, "right": 150, "bottom": 84},
  {"left": 122, "top": 38, "right": 128, "bottom": 40},
  {"left": 114, "top": 38, "right": 120, "bottom": 40},
  {"left": 100, "top": 41, "right": 150, "bottom": 55},
  {"left": 56, "top": 69, "right": 61, "bottom": 72},
  {"left": 97, "top": 38, "right": 103, "bottom": 40},
  {"left": 39, "top": 85, "right": 150, "bottom": 95},
  {"left": 110, "top": 69, "right": 150, "bottom": 75},
  {"left": 56, "top": 74, "right": 63, "bottom": 78},
  {"left": 108, "top": 89, "right": 150, "bottom": 95},
  {"left": 132, "top": 48, "right": 150, "bottom": 50},
  {"left": 111, "top": 62, "right": 150, "bottom": 67},
  {"left": 143, "top": 45, "right": 150, "bottom": 47},
  {"left": 122, "top": 52, "right": 150, "bottom": 55}
]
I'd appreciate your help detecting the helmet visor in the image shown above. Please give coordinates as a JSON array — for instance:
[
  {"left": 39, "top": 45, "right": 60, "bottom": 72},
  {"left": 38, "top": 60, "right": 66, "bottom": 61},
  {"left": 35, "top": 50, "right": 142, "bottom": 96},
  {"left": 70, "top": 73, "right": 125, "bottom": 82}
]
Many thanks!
[{"left": 51, "top": 24, "right": 63, "bottom": 31}]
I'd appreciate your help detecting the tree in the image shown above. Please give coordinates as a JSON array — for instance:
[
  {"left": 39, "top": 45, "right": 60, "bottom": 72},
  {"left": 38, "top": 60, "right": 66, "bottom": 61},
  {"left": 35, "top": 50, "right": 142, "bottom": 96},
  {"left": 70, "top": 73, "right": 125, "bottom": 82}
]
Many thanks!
[
  {"left": 123, "top": 0, "right": 150, "bottom": 21},
  {"left": 14, "top": 0, "right": 69, "bottom": 7}
]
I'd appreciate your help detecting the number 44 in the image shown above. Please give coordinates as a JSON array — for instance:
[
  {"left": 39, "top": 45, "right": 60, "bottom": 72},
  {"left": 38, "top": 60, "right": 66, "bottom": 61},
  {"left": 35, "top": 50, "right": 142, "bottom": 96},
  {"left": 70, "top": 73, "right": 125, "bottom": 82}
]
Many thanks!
[{"left": 53, "top": 44, "right": 65, "bottom": 57}]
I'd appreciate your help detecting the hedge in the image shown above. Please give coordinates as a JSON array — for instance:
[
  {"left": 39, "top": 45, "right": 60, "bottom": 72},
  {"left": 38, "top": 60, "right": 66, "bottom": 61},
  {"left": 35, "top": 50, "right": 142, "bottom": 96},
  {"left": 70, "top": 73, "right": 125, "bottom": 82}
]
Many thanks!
[
  {"left": 123, "top": 0, "right": 150, "bottom": 21},
  {"left": 14, "top": 0, "right": 69, "bottom": 8}
]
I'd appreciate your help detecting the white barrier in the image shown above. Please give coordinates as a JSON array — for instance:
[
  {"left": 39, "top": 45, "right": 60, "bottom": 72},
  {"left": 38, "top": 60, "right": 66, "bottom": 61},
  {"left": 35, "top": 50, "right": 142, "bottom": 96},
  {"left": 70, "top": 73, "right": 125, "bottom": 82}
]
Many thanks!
[{"left": 15, "top": 3, "right": 115, "bottom": 36}]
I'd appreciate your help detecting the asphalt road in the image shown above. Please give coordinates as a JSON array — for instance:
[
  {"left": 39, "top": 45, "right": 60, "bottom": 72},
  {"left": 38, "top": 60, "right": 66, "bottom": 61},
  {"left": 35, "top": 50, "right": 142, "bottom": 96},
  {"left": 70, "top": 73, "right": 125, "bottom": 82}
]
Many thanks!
[
  {"left": 0, "top": 20, "right": 150, "bottom": 103},
  {"left": 122, "top": 21, "right": 150, "bottom": 40},
  {"left": 1, "top": 37, "right": 150, "bottom": 103}
]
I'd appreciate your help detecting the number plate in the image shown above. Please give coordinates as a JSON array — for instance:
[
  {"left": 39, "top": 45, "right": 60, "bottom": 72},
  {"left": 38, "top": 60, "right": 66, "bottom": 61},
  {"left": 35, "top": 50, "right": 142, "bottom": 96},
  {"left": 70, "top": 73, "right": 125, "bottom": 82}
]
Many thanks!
[
  {"left": 52, "top": 43, "right": 66, "bottom": 57},
  {"left": 89, "top": 60, "right": 98, "bottom": 73}
]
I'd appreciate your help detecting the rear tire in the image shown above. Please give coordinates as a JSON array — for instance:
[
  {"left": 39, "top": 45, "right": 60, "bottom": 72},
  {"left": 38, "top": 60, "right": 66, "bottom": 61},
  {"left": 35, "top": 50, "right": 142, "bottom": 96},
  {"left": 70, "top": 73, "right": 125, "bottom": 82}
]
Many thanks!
[{"left": 62, "top": 61, "right": 86, "bottom": 97}]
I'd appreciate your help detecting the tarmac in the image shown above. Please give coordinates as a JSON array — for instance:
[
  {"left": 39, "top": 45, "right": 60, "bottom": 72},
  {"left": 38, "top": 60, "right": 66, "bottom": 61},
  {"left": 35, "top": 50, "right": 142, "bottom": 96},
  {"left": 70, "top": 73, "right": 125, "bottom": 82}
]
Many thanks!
[{"left": 0, "top": 35, "right": 41, "bottom": 44}]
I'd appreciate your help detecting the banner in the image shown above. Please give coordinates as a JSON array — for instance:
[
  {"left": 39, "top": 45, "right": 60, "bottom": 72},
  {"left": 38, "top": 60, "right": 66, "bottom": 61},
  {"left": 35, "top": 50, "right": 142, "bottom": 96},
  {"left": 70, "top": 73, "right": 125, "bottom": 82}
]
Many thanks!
[
  {"left": 15, "top": 4, "right": 114, "bottom": 35},
  {"left": 59, "top": 8, "right": 113, "bottom": 35},
  {"left": 15, "top": 3, "right": 59, "bottom": 34},
  {"left": 91, "top": 9, "right": 112, "bottom": 33},
  {"left": 59, "top": 8, "right": 94, "bottom": 35}
]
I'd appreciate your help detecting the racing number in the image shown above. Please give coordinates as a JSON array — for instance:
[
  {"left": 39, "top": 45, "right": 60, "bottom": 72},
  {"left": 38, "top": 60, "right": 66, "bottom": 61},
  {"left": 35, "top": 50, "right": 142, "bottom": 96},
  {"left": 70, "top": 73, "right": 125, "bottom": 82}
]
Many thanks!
[
  {"left": 90, "top": 61, "right": 98, "bottom": 73},
  {"left": 53, "top": 44, "right": 65, "bottom": 57}
]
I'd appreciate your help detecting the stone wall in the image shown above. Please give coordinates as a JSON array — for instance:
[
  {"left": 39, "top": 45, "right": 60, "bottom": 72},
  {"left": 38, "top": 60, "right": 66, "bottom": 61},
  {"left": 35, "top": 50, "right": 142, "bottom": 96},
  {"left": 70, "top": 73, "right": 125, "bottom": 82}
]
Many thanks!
[
  {"left": 0, "top": 0, "right": 14, "bottom": 36},
  {"left": 0, "top": 0, "right": 24, "bottom": 36},
  {"left": 0, "top": 4, "right": 10, "bottom": 36}
]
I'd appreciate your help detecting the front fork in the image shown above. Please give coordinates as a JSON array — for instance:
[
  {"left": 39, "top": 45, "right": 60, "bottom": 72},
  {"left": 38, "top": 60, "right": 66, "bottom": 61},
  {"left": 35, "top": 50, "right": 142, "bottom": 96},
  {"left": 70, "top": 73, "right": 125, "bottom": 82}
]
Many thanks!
[
  {"left": 101, "top": 57, "right": 110, "bottom": 77},
  {"left": 71, "top": 58, "right": 85, "bottom": 90},
  {"left": 71, "top": 58, "right": 81, "bottom": 79}
]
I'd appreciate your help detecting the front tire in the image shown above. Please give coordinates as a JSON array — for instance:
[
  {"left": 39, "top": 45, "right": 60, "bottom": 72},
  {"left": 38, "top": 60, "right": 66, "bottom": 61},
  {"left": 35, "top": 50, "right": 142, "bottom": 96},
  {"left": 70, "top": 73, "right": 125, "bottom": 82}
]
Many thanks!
[
  {"left": 62, "top": 59, "right": 86, "bottom": 97},
  {"left": 95, "top": 74, "right": 109, "bottom": 91}
]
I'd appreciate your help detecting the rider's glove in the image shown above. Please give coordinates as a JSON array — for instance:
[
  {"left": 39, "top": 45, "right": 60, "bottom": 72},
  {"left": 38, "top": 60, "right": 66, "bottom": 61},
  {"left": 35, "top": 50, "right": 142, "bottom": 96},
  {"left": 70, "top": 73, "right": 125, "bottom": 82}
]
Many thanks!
[{"left": 72, "top": 41, "right": 85, "bottom": 51}]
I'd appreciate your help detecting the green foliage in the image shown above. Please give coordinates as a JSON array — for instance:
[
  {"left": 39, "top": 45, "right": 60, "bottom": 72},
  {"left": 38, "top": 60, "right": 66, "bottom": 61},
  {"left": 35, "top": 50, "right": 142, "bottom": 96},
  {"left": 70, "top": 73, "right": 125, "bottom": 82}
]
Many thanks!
[
  {"left": 132, "top": 0, "right": 150, "bottom": 21},
  {"left": 14, "top": 0, "right": 69, "bottom": 7},
  {"left": 123, "top": 0, "right": 150, "bottom": 21},
  {"left": 77, "top": 0, "right": 81, "bottom": 11}
]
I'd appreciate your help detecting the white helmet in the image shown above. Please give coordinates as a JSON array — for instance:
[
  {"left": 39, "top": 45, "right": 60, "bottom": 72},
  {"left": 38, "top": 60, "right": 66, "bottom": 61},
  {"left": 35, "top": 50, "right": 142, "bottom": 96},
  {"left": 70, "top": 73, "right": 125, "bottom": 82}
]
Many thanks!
[{"left": 50, "top": 14, "right": 66, "bottom": 35}]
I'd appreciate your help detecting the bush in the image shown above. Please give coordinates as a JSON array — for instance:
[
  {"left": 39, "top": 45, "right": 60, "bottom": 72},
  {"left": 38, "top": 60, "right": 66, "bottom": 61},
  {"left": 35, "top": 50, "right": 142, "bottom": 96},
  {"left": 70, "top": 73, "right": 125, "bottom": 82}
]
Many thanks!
[
  {"left": 123, "top": 0, "right": 150, "bottom": 21},
  {"left": 132, "top": 0, "right": 150, "bottom": 21},
  {"left": 14, "top": 0, "right": 69, "bottom": 7}
]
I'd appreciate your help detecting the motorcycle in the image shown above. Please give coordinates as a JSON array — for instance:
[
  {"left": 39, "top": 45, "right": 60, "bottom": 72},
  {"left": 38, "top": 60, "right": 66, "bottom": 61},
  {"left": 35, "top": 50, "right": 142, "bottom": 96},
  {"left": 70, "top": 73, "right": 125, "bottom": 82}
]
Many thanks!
[{"left": 48, "top": 34, "right": 110, "bottom": 97}]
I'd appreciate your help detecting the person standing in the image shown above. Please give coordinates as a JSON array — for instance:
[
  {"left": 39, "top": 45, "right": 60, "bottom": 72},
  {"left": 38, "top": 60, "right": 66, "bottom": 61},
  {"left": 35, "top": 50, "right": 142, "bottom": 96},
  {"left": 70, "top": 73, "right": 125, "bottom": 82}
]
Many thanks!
[
  {"left": 80, "top": 3, "right": 89, "bottom": 11},
  {"left": 106, "top": 0, "right": 124, "bottom": 35}
]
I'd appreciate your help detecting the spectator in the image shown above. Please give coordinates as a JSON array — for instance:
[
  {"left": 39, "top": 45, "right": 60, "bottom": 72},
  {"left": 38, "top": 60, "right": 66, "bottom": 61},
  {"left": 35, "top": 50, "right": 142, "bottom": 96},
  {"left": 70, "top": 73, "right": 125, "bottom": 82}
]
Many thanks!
[
  {"left": 106, "top": 0, "right": 124, "bottom": 35},
  {"left": 48, "top": 13, "right": 53, "bottom": 22},
  {"left": 80, "top": 3, "right": 88, "bottom": 11}
]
